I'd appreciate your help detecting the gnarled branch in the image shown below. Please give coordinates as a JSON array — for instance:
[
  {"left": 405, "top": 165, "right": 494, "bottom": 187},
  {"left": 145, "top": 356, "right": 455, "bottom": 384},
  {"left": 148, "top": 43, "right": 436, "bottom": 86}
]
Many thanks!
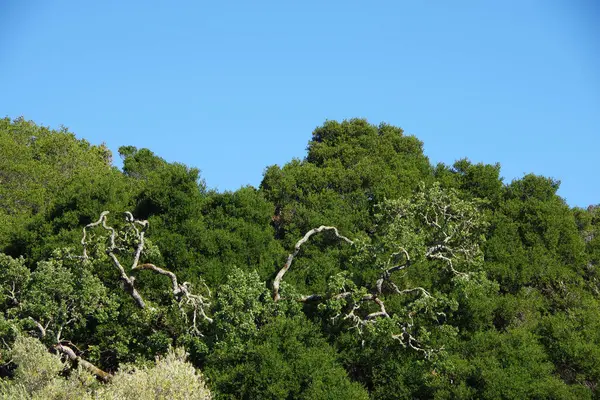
[
  {"left": 135, "top": 263, "right": 180, "bottom": 294},
  {"left": 82, "top": 212, "right": 212, "bottom": 334},
  {"left": 273, "top": 226, "right": 353, "bottom": 301},
  {"left": 377, "top": 247, "right": 411, "bottom": 295},
  {"left": 82, "top": 211, "right": 146, "bottom": 308},
  {"left": 28, "top": 317, "right": 49, "bottom": 338},
  {"left": 55, "top": 343, "right": 112, "bottom": 382},
  {"left": 276, "top": 189, "right": 484, "bottom": 358},
  {"left": 26, "top": 317, "right": 112, "bottom": 381}
]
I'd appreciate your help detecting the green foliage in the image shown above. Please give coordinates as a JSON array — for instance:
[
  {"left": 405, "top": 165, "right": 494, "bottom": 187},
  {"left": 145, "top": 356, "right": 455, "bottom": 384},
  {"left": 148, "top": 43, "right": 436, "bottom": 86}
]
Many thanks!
[
  {"left": 261, "top": 119, "right": 432, "bottom": 296},
  {"left": 206, "top": 269, "right": 365, "bottom": 399},
  {"left": 435, "top": 159, "right": 504, "bottom": 205},
  {"left": 0, "top": 254, "right": 30, "bottom": 309},
  {"left": 211, "top": 268, "right": 280, "bottom": 348},
  {"left": 207, "top": 315, "right": 368, "bottom": 400},
  {"left": 485, "top": 174, "right": 585, "bottom": 289},
  {"left": 2, "top": 118, "right": 599, "bottom": 398},
  {"left": 459, "top": 328, "right": 586, "bottom": 399},
  {"left": 194, "top": 187, "right": 283, "bottom": 285},
  {"left": 0, "top": 117, "right": 130, "bottom": 261},
  {"left": 120, "top": 146, "right": 205, "bottom": 221},
  {"left": 2, "top": 335, "right": 65, "bottom": 394}
]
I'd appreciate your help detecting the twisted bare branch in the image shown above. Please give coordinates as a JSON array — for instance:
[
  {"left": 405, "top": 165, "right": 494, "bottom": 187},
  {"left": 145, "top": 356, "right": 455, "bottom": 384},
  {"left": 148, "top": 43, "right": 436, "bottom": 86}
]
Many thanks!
[
  {"left": 28, "top": 317, "right": 49, "bottom": 338},
  {"left": 377, "top": 247, "right": 411, "bottom": 294},
  {"left": 135, "top": 263, "right": 180, "bottom": 294},
  {"left": 365, "top": 296, "right": 389, "bottom": 320},
  {"left": 273, "top": 226, "right": 353, "bottom": 301},
  {"left": 81, "top": 211, "right": 110, "bottom": 259},
  {"left": 276, "top": 185, "right": 484, "bottom": 358},
  {"left": 82, "top": 212, "right": 146, "bottom": 307},
  {"left": 81, "top": 212, "right": 212, "bottom": 333},
  {"left": 55, "top": 344, "right": 112, "bottom": 382}
]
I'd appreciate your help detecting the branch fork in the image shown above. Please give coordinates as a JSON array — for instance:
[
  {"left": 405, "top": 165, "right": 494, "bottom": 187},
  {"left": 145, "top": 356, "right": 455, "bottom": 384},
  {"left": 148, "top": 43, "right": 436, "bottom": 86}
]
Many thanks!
[{"left": 82, "top": 211, "right": 212, "bottom": 334}]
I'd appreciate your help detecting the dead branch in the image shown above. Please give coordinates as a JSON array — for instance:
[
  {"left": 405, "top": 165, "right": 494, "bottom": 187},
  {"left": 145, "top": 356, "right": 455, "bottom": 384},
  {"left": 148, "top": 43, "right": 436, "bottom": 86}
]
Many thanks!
[
  {"left": 81, "top": 211, "right": 109, "bottom": 259},
  {"left": 391, "top": 317, "right": 443, "bottom": 360},
  {"left": 26, "top": 317, "right": 111, "bottom": 381},
  {"left": 84, "top": 212, "right": 146, "bottom": 308},
  {"left": 125, "top": 211, "right": 147, "bottom": 271},
  {"left": 55, "top": 344, "right": 112, "bottom": 382},
  {"left": 298, "top": 294, "right": 325, "bottom": 302},
  {"left": 365, "top": 296, "right": 389, "bottom": 320},
  {"left": 28, "top": 317, "right": 48, "bottom": 338},
  {"left": 426, "top": 249, "right": 468, "bottom": 277},
  {"left": 7, "top": 281, "right": 20, "bottom": 306},
  {"left": 377, "top": 247, "right": 411, "bottom": 295},
  {"left": 391, "top": 286, "right": 431, "bottom": 297},
  {"left": 135, "top": 263, "right": 180, "bottom": 295},
  {"left": 276, "top": 189, "right": 483, "bottom": 357},
  {"left": 273, "top": 226, "right": 354, "bottom": 301},
  {"left": 134, "top": 263, "right": 213, "bottom": 333},
  {"left": 82, "top": 212, "right": 212, "bottom": 334}
]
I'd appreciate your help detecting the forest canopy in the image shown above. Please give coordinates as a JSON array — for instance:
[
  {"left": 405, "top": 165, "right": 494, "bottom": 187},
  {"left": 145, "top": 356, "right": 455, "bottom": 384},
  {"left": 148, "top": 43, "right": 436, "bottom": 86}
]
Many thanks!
[{"left": 1, "top": 116, "right": 599, "bottom": 399}]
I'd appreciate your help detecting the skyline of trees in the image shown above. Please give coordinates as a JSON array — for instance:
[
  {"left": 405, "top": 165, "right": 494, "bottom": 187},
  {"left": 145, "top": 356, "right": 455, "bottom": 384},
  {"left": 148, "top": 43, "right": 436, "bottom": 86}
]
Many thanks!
[{"left": 1, "top": 116, "right": 599, "bottom": 399}]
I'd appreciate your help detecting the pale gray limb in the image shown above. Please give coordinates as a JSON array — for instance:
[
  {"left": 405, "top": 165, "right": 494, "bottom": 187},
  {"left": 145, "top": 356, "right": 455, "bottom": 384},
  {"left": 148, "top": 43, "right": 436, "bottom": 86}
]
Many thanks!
[
  {"left": 273, "top": 225, "right": 354, "bottom": 301},
  {"left": 134, "top": 263, "right": 213, "bottom": 332},
  {"left": 28, "top": 317, "right": 49, "bottom": 338},
  {"left": 82, "top": 212, "right": 212, "bottom": 333},
  {"left": 298, "top": 293, "right": 324, "bottom": 302},
  {"left": 81, "top": 211, "right": 110, "bottom": 259},
  {"left": 135, "top": 263, "right": 180, "bottom": 295},
  {"left": 55, "top": 344, "right": 112, "bottom": 382},
  {"left": 391, "top": 286, "right": 431, "bottom": 298},
  {"left": 377, "top": 247, "right": 411, "bottom": 294},
  {"left": 392, "top": 319, "right": 442, "bottom": 360},
  {"left": 125, "top": 211, "right": 148, "bottom": 271},
  {"left": 365, "top": 296, "right": 390, "bottom": 320},
  {"left": 7, "top": 281, "right": 19, "bottom": 306},
  {"left": 27, "top": 318, "right": 111, "bottom": 379},
  {"left": 82, "top": 211, "right": 146, "bottom": 308}
]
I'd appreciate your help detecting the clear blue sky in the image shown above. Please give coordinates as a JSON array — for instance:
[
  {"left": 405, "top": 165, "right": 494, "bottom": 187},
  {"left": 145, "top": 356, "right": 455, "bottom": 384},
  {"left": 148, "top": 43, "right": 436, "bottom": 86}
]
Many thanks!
[{"left": 1, "top": 1, "right": 598, "bottom": 207}]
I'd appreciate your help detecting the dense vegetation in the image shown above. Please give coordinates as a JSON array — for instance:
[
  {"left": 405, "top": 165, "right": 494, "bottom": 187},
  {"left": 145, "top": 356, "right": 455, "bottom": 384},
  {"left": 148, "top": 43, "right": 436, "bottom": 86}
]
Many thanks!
[{"left": 1, "top": 116, "right": 599, "bottom": 399}]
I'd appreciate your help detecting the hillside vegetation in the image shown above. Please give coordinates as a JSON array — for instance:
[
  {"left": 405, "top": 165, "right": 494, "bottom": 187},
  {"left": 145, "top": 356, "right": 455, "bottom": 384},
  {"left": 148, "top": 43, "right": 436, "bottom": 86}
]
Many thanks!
[{"left": 1, "top": 117, "right": 599, "bottom": 399}]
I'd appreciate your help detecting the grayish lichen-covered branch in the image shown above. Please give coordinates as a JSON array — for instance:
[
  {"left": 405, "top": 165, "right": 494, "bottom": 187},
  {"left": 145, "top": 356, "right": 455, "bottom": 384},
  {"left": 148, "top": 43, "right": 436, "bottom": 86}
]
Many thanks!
[
  {"left": 273, "top": 225, "right": 354, "bottom": 301},
  {"left": 82, "top": 211, "right": 212, "bottom": 335},
  {"left": 55, "top": 343, "right": 113, "bottom": 382},
  {"left": 27, "top": 316, "right": 112, "bottom": 382},
  {"left": 82, "top": 211, "right": 146, "bottom": 308},
  {"left": 274, "top": 214, "right": 472, "bottom": 358}
]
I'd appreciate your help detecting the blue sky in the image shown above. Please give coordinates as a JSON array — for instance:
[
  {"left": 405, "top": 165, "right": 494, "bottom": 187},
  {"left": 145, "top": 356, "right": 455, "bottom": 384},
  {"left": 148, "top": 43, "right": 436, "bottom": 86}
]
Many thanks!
[{"left": 1, "top": 1, "right": 598, "bottom": 207}]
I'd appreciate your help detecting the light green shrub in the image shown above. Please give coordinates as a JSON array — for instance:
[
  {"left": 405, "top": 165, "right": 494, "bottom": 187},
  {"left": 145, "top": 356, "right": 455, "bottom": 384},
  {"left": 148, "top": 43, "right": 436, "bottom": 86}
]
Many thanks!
[
  {"left": 97, "top": 347, "right": 211, "bottom": 400},
  {"left": 0, "top": 336, "right": 210, "bottom": 400}
]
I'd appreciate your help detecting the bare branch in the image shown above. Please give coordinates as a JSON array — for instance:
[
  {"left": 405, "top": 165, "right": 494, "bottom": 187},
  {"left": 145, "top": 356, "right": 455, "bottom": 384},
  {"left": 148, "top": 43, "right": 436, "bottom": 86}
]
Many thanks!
[
  {"left": 135, "top": 263, "right": 180, "bottom": 294},
  {"left": 7, "top": 281, "right": 20, "bottom": 306},
  {"left": 28, "top": 317, "right": 47, "bottom": 338},
  {"left": 82, "top": 211, "right": 147, "bottom": 307},
  {"left": 298, "top": 294, "right": 324, "bottom": 302},
  {"left": 365, "top": 297, "right": 389, "bottom": 320},
  {"left": 392, "top": 286, "right": 431, "bottom": 297},
  {"left": 125, "top": 212, "right": 148, "bottom": 270},
  {"left": 376, "top": 248, "right": 411, "bottom": 295},
  {"left": 81, "top": 211, "right": 110, "bottom": 259},
  {"left": 273, "top": 226, "right": 353, "bottom": 301},
  {"left": 133, "top": 264, "right": 213, "bottom": 331},
  {"left": 81, "top": 212, "right": 212, "bottom": 334},
  {"left": 55, "top": 344, "right": 112, "bottom": 382},
  {"left": 272, "top": 185, "right": 484, "bottom": 357},
  {"left": 427, "top": 251, "right": 468, "bottom": 277}
]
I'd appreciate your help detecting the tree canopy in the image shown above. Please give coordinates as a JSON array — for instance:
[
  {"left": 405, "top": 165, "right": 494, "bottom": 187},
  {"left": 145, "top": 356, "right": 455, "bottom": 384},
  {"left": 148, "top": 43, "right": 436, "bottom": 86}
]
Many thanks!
[{"left": 1, "top": 117, "right": 599, "bottom": 398}]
